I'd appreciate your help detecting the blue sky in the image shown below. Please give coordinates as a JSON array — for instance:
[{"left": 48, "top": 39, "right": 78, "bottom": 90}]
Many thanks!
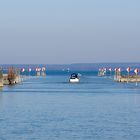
[{"left": 0, "top": 0, "right": 140, "bottom": 64}]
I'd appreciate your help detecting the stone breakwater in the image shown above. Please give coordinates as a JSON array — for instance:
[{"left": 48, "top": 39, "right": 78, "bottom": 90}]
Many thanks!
[
  {"left": 98, "top": 67, "right": 140, "bottom": 83},
  {"left": 114, "top": 75, "right": 140, "bottom": 83}
]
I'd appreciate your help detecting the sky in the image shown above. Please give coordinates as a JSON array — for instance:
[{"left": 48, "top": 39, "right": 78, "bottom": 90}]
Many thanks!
[{"left": 0, "top": 0, "right": 140, "bottom": 64}]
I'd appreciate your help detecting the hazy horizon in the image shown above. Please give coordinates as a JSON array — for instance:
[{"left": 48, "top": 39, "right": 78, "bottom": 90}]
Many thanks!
[
  {"left": 0, "top": 0, "right": 140, "bottom": 64},
  {"left": 0, "top": 62, "right": 140, "bottom": 65}
]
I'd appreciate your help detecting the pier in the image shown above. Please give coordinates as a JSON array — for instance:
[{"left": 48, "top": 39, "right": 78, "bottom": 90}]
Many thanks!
[
  {"left": 0, "top": 66, "right": 46, "bottom": 87},
  {"left": 98, "top": 67, "right": 140, "bottom": 83},
  {"left": 115, "top": 75, "right": 140, "bottom": 83}
]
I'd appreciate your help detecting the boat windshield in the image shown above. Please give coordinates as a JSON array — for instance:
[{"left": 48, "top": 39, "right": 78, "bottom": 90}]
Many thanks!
[{"left": 71, "top": 73, "right": 78, "bottom": 78}]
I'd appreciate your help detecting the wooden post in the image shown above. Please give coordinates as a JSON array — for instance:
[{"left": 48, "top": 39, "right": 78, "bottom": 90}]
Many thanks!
[
  {"left": 127, "top": 72, "right": 129, "bottom": 83},
  {"left": 134, "top": 68, "right": 139, "bottom": 86},
  {"left": 126, "top": 67, "right": 130, "bottom": 83},
  {"left": 136, "top": 73, "right": 138, "bottom": 86}
]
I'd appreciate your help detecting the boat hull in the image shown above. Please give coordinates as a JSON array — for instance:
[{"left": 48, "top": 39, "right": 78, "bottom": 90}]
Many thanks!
[{"left": 69, "top": 78, "right": 80, "bottom": 83}]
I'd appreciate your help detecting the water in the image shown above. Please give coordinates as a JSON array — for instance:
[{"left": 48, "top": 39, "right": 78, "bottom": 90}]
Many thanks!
[{"left": 1, "top": 72, "right": 140, "bottom": 140}]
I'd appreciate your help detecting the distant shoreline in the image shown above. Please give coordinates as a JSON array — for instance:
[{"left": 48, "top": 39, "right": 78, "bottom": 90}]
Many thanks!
[{"left": 0, "top": 63, "right": 140, "bottom": 71}]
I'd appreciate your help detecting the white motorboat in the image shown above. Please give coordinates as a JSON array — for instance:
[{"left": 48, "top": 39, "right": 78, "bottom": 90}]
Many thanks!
[{"left": 69, "top": 73, "right": 80, "bottom": 83}]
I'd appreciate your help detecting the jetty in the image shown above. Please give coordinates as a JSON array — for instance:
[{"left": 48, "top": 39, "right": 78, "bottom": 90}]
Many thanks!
[
  {"left": 114, "top": 68, "right": 140, "bottom": 83},
  {"left": 114, "top": 75, "right": 140, "bottom": 83},
  {"left": 0, "top": 66, "right": 47, "bottom": 87},
  {"left": 98, "top": 67, "right": 140, "bottom": 83}
]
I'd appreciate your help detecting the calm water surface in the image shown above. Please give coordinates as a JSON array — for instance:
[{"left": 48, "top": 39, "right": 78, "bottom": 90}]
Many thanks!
[{"left": 0, "top": 73, "right": 140, "bottom": 140}]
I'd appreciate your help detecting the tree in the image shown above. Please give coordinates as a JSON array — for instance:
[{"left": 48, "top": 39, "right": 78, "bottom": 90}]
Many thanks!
[{"left": 8, "top": 67, "right": 16, "bottom": 84}]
